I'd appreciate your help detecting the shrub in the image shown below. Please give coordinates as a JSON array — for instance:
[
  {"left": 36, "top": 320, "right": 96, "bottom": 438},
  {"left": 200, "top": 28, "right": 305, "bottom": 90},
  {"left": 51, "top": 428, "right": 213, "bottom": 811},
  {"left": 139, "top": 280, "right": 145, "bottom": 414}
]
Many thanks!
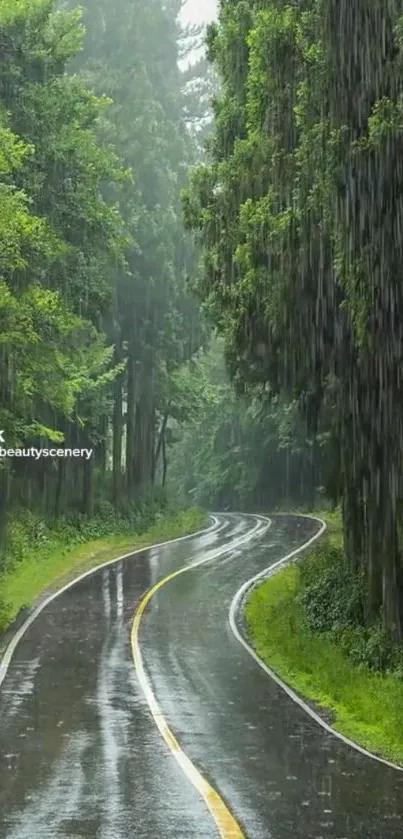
[
  {"left": 298, "top": 543, "right": 364, "bottom": 634},
  {"left": 337, "top": 621, "right": 403, "bottom": 674},
  {"left": 0, "top": 595, "right": 11, "bottom": 633},
  {"left": 297, "top": 541, "right": 403, "bottom": 676},
  {"left": 0, "top": 489, "right": 172, "bottom": 579}
]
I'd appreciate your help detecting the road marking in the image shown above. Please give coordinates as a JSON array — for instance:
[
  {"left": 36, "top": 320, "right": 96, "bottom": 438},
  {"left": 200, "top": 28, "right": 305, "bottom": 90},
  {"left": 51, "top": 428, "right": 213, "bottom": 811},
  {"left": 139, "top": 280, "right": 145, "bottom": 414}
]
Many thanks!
[
  {"left": 0, "top": 516, "right": 221, "bottom": 688},
  {"left": 131, "top": 514, "right": 271, "bottom": 839},
  {"left": 229, "top": 513, "right": 403, "bottom": 773}
]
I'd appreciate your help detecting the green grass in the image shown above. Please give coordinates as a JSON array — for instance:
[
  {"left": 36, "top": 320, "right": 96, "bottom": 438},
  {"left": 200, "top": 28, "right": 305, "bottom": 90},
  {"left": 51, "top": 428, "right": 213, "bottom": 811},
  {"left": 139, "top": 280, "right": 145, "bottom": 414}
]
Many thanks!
[
  {"left": 245, "top": 509, "right": 403, "bottom": 765},
  {"left": 311, "top": 507, "right": 343, "bottom": 547},
  {"left": 0, "top": 507, "right": 207, "bottom": 632}
]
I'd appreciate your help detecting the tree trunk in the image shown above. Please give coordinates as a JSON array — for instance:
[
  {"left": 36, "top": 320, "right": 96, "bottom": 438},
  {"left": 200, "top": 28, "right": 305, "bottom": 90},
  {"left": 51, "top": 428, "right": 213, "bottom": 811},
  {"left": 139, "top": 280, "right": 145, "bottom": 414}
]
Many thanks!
[
  {"left": 162, "top": 432, "right": 167, "bottom": 488},
  {"left": 382, "top": 507, "right": 401, "bottom": 643},
  {"left": 0, "top": 466, "right": 10, "bottom": 549},
  {"left": 132, "top": 397, "right": 155, "bottom": 491},
  {"left": 126, "top": 354, "right": 136, "bottom": 493},
  {"left": 113, "top": 343, "right": 124, "bottom": 505},
  {"left": 381, "top": 462, "right": 402, "bottom": 643},
  {"left": 340, "top": 401, "right": 365, "bottom": 576},
  {"left": 341, "top": 478, "right": 365, "bottom": 574},
  {"left": 153, "top": 408, "right": 170, "bottom": 482},
  {"left": 82, "top": 453, "right": 94, "bottom": 517},
  {"left": 364, "top": 491, "right": 384, "bottom": 623},
  {"left": 95, "top": 416, "right": 108, "bottom": 475},
  {"left": 54, "top": 457, "right": 66, "bottom": 517}
]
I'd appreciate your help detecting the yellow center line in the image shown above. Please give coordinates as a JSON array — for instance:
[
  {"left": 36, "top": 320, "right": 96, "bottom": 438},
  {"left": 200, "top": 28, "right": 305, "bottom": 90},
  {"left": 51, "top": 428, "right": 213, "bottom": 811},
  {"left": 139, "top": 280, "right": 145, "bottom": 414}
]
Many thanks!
[{"left": 130, "top": 535, "right": 265, "bottom": 839}]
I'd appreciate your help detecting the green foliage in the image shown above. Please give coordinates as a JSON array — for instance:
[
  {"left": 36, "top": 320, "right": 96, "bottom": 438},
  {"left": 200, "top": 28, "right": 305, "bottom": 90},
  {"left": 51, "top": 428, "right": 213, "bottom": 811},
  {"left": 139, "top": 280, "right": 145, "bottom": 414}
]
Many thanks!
[
  {"left": 0, "top": 0, "right": 215, "bottom": 632},
  {"left": 246, "top": 563, "right": 403, "bottom": 765},
  {"left": 298, "top": 545, "right": 364, "bottom": 634},
  {"left": 184, "top": 0, "right": 403, "bottom": 642},
  {"left": 61, "top": 0, "right": 209, "bottom": 496},
  {"left": 0, "top": 490, "right": 171, "bottom": 571},
  {"left": 0, "top": 0, "right": 129, "bottom": 468},
  {"left": 0, "top": 502, "right": 207, "bottom": 634},
  {"left": 298, "top": 538, "right": 403, "bottom": 674},
  {"left": 168, "top": 337, "right": 326, "bottom": 509},
  {"left": 0, "top": 0, "right": 212, "bottom": 531},
  {"left": 0, "top": 595, "right": 12, "bottom": 634},
  {"left": 336, "top": 622, "right": 403, "bottom": 675}
]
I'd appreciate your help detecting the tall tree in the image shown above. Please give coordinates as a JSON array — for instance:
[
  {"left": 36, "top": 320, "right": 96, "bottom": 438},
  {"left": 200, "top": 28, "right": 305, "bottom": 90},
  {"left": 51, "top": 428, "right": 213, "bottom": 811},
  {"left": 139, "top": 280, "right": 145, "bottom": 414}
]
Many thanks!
[
  {"left": 0, "top": 0, "right": 126, "bottom": 521},
  {"left": 184, "top": 0, "right": 403, "bottom": 642},
  {"left": 67, "top": 0, "right": 208, "bottom": 499}
]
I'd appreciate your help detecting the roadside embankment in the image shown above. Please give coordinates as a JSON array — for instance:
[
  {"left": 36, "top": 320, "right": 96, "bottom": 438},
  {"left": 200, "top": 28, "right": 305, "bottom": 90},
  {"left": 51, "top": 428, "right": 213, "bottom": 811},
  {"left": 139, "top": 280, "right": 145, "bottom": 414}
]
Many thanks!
[
  {"left": 0, "top": 505, "right": 207, "bottom": 642},
  {"left": 245, "top": 509, "right": 403, "bottom": 765}
]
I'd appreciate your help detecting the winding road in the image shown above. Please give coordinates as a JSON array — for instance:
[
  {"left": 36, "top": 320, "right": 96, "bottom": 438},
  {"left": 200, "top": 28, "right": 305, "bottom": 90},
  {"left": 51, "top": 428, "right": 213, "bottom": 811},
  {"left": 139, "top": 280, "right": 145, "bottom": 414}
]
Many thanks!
[{"left": 1, "top": 513, "right": 403, "bottom": 838}]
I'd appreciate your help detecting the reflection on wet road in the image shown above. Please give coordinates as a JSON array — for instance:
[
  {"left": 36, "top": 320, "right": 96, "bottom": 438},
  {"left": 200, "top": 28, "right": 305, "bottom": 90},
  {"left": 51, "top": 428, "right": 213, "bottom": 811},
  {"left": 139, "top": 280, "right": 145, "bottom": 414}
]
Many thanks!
[{"left": 1, "top": 513, "right": 403, "bottom": 838}]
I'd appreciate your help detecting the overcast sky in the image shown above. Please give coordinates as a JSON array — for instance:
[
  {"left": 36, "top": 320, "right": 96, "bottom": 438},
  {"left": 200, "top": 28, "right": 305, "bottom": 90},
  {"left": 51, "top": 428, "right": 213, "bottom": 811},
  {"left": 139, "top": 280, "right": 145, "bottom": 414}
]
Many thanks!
[{"left": 180, "top": 0, "right": 218, "bottom": 26}]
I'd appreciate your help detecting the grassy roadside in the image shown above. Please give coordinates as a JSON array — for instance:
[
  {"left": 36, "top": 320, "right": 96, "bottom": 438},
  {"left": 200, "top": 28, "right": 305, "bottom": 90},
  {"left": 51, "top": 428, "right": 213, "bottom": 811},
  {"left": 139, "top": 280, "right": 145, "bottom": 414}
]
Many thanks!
[
  {"left": 245, "top": 509, "right": 403, "bottom": 765},
  {"left": 0, "top": 507, "right": 207, "bottom": 634}
]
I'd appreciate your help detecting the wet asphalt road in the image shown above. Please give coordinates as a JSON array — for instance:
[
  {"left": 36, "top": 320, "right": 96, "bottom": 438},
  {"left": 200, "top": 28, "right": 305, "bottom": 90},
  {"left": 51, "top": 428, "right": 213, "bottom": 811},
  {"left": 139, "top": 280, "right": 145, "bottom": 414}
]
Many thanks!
[{"left": 1, "top": 513, "right": 403, "bottom": 839}]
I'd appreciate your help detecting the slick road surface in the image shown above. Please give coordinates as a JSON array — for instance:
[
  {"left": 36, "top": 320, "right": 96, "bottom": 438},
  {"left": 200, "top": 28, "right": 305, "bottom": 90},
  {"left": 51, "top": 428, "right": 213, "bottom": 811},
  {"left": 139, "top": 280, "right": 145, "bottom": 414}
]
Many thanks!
[{"left": 0, "top": 513, "right": 403, "bottom": 839}]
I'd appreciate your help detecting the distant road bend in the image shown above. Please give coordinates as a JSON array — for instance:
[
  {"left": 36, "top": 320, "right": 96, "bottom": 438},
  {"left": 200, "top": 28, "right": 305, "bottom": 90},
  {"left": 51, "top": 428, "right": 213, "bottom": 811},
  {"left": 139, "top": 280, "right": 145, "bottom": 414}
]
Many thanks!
[{"left": 1, "top": 513, "right": 403, "bottom": 839}]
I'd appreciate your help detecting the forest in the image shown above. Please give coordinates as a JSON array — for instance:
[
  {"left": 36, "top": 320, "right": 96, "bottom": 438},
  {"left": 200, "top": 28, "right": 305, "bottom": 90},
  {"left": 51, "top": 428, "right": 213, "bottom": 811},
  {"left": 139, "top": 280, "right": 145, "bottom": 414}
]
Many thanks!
[
  {"left": 182, "top": 0, "right": 403, "bottom": 649},
  {"left": 0, "top": 0, "right": 210, "bottom": 535},
  {"left": 1, "top": 0, "right": 403, "bottom": 661},
  {"left": 0, "top": 0, "right": 318, "bottom": 584}
]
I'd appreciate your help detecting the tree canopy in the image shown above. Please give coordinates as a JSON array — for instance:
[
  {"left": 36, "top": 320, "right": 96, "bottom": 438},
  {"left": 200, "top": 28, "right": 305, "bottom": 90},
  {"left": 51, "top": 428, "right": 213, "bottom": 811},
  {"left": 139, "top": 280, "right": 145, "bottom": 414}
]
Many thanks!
[
  {"left": 0, "top": 0, "right": 207, "bottom": 526},
  {"left": 183, "top": 0, "right": 403, "bottom": 642}
]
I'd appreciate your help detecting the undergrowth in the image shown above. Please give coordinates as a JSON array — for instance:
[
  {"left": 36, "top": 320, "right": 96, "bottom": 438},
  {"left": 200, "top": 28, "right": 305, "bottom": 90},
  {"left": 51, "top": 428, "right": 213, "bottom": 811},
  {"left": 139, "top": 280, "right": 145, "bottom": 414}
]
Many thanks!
[
  {"left": 245, "top": 507, "right": 403, "bottom": 763},
  {"left": 298, "top": 537, "right": 403, "bottom": 675},
  {"left": 0, "top": 491, "right": 206, "bottom": 633},
  {"left": 246, "top": 563, "right": 403, "bottom": 763}
]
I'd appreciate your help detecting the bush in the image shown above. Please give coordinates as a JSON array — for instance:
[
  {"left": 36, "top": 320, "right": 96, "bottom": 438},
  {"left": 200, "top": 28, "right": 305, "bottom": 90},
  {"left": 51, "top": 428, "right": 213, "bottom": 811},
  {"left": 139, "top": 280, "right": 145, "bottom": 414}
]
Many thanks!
[
  {"left": 0, "top": 594, "right": 12, "bottom": 633},
  {"left": 297, "top": 541, "right": 403, "bottom": 675},
  {"left": 0, "top": 489, "right": 172, "bottom": 577},
  {"left": 337, "top": 621, "right": 403, "bottom": 674},
  {"left": 298, "top": 543, "right": 364, "bottom": 634},
  {"left": 245, "top": 560, "right": 403, "bottom": 763}
]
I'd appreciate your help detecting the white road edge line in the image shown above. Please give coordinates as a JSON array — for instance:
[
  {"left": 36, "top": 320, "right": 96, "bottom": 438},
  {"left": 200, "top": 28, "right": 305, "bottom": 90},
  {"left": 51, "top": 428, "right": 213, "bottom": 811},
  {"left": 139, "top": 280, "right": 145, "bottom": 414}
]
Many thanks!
[
  {"left": 229, "top": 512, "right": 403, "bottom": 773},
  {"left": 0, "top": 515, "right": 222, "bottom": 688}
]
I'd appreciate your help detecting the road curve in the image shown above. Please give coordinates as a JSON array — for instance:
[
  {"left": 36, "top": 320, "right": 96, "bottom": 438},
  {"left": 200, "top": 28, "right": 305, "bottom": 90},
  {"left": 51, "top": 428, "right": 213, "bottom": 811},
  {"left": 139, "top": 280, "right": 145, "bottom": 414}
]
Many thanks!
[{"left": 1, "top": 513, "right": 403, "bottom": 839}]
